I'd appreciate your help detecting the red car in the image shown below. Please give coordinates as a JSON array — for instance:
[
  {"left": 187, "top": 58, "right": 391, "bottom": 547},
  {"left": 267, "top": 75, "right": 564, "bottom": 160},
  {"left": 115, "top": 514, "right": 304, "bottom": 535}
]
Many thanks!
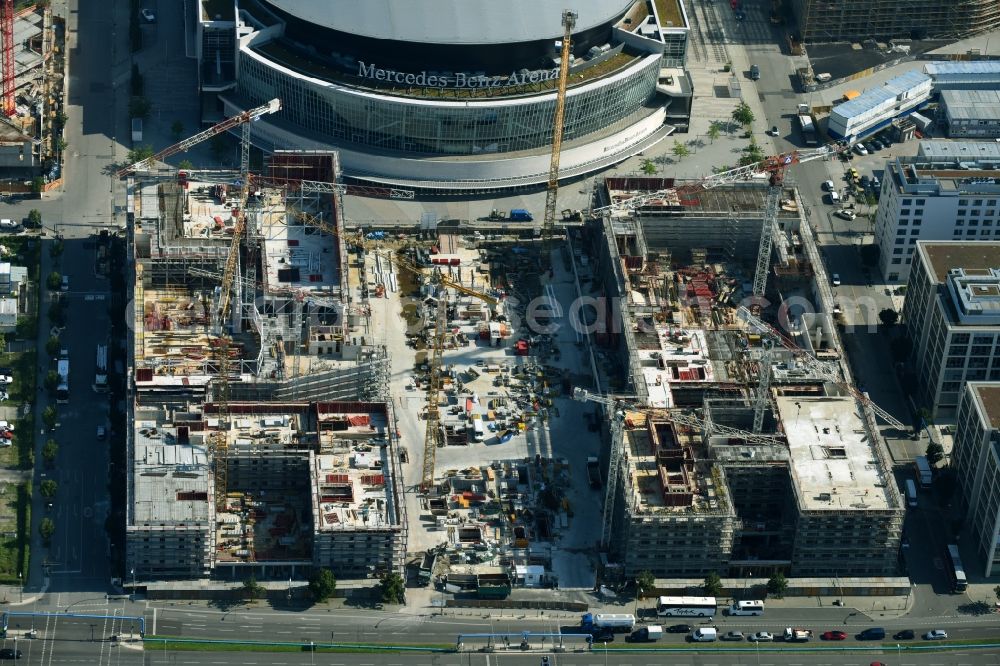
[{"left": 822, "top": 630, "right": 848, "bottom": 641}]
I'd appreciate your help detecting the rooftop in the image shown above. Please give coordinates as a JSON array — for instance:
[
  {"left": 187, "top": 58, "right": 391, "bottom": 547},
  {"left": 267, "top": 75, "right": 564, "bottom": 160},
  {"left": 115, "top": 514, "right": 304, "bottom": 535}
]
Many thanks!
[
  {"left": 261, "top": 208, "right": 341, "bottom": 295},
  {"left": 972, "top": 383, "right": 1000, "bottom": 430},
  {"left": 653, "top": 0, "right": 685, "bottom": 28},
  {"left": 201, "top": 0, "right": 235, "bottom": 21},
  {"left": 133, "top": 417, "right": 212, "bottom": 524},
  {"left": 636, "top": 328, "right": 715, "bottom": 409},
  {"left": 941, "top": 89, "right": 1000, "bottom": 121},
  {"left": 831, "top": 69, "right": 931, "bottom": 120},
  {"left": 916, "top": 140, "right": 1000, "bottom": 162},
  {"left": 919, "top": 241, "right": 1000, "bottom": 283},
  {"left": 924, "top": 61, "right": 1000, "bottom": 77},
  {"left": 776, "top": 396, "right": 892, "bottom": 512}
]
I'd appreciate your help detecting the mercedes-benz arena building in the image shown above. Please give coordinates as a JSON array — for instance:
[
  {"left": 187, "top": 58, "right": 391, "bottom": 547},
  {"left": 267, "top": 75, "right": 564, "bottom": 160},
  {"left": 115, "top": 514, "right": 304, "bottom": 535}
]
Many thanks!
[{"left": 208, "top": 0, "right": 685, "bottom": 193}]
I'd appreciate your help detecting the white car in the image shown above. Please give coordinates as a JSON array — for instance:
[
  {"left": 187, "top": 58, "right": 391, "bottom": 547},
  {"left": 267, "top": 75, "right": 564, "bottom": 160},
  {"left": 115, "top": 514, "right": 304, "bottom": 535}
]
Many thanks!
[
  {"left": 749, "top": 632, "right": 773, "bottom": 642},
  {"left": 831, "top": 273, "right": 841, "bottom": 287},
  {"left": 836, "top": 209, "right": 857, "bottom": 221},
  {"left": 924, "top": 629, "right": 948, "bottom": 640},
  {"left": 0, "top": 375, "right": 12, "bottom": 385},
  {"left": 822, "top": 180, "right": 835, "bottom": 191},
  {"left": 853, "top": 143, "right": 869, "bottom": 156},
  {"left": 140, "top": 8, "right": 155, "bottom": 21}
]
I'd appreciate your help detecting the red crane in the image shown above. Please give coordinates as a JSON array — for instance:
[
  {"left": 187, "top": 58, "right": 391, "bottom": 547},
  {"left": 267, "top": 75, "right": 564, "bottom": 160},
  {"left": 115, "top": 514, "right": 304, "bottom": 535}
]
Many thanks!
[{"left": 2, "top": 0, "right": 14, "bottom": 117}]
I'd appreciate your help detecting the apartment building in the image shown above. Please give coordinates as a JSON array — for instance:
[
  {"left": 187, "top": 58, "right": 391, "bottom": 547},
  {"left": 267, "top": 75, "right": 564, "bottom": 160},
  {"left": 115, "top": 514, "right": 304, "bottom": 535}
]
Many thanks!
[
  {"left": 953, "top": 382, "right": 1000, "bottom": 577},
  {"left": 902, "top": 242, "right": 1000, "bottom": 419},
  {"left": 874, "top": 145, "right": 1000, "bottom": 283}
]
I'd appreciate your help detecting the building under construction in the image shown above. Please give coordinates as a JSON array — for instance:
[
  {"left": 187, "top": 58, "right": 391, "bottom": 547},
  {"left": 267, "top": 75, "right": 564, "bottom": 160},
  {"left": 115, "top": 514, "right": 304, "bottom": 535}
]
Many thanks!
[
  {"left": 125, "top": 151, "right": 406, "bottom": 585},
  {"left": 584, "top": 176, "right": 904, "bottom": 579},
  {"left": 787, "top": 0, "right": 1000, "bottom": 43}
]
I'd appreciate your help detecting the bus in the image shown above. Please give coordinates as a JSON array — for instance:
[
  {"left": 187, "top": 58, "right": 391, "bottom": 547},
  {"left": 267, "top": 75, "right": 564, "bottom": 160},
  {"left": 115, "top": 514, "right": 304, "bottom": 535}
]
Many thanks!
[
  {"left": 905, "top": 479, "right": 917, "bottom": 508},
  {"left": 727, "top": 599, "right": 765, "bottom": 616},
  {"left": 945, "top": 544, "right": 968, "bottom": 593},
  {"left": 656, "top": 596, "right": 718, "bottom": 617}
]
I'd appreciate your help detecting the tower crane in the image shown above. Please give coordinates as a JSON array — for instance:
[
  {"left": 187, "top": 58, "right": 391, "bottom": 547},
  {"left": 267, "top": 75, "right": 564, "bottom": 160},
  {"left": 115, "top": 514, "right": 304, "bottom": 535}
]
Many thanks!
[
  {"left": 735, "top": 306, "right": 907, "bottom": 430},
  {"left": 541, "top": 10, "right": 578, "bottom": 251},
  {"left": 593, "top": 142, "right": 849, "bottom": 297},
  {"left": 1, "top": 0, "right": 13, "bottom": 118},
  {"left": 571, "top": 387, "right": 781, "bottom": 549},
  {"left": 115, "top": 98, "right": 281, "bottom": 178},
  {"left": 290, "top": 209, "right": 498, "bottom": 491}
]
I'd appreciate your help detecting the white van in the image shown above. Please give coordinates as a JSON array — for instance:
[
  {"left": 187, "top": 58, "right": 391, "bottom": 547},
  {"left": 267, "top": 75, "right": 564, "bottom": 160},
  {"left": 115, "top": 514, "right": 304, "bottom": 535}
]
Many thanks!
[
  {"left": 0, "top": 219, "right": 18, "bottom": 230},
  {"left": 691, "top": 627, "right": 718, "bottom": 642},
  {"left": 815, "top": 72, "right": 832, "bottom": 82},
  {"left": 728, "top": 600, "right": 765, "bottom": 616}
]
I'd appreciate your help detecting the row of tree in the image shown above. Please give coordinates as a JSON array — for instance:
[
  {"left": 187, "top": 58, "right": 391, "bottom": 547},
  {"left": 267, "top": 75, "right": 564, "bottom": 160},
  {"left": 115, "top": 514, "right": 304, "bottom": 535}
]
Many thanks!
[
  {"left": 240, "top": 569, "right": 406, "bottom": 605},
  {"left": 635, "top": 569, "right": 788, "bottom": 599}
]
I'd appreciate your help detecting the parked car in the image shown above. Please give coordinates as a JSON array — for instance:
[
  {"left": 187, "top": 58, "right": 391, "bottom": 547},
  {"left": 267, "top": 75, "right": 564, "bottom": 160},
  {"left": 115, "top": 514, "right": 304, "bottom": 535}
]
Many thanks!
[
  {"left": 140, "top": 8, "right": 155, "bottom": 21},
  {"left": 924, "top": 629, "right": 948, "bottom": 640},
  {"left": 870, "top": 176, "right": 881, "bottom": 190},
  {"left": 591, "top": 629, "right": 615, "bottom": 643},
  {"left": 893, "top": 629, "right": 915, "bottom": 640},
  {"left": 836, "top": 209, "right": 857, "bottom": 221},
  {"left": 61, "top": 274, "right": 69, "bottom": 292},
  {"left": 97, "top": 426, "right": 107, "bottom": 440},
  {"left": 822, "top": 179, "right": 835, "bottom": 191},
  {"left": 871, "top": 139, "right": 884, "bottom": 151},
  {"left": 0, "top": 648, "right": 21, "bottom": 659},
  {"left": 831, "top": 273, "right": 841, "bottom": 286},
  {"left": 822, "top": 630, "right": 847, "bottom": 641},
  {"left": 748, "top": 632, "right": 774, "bottom": 642},
  {"left": 860, "top": 175, "right": 871, "bottom": 188},
  {"left": 848, "top": 167, "right": 860, "bottom": 182},
  {"left": 880, "top": 134, "right": 894, "bottom": 147},
  {"left": 749, "top": 64, "right": 761, "bottom": 80},
  {"left": 854, "top": 143, "right": 868, "bottom": 156},
  {"left": 721, "top": 631, "right": 745, "bottom": 641},
  {"left": 766, "top": 126, "right": 779, "bottom": 136},
  {"left": 667, "top": 624, "right": 692, "bottom": 634}
]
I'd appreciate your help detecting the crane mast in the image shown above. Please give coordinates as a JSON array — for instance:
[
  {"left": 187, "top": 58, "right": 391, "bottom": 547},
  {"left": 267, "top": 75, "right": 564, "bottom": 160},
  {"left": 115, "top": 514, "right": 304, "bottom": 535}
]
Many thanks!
[{"left": 541, "top": 10, "right": 577, "bottom": 251}]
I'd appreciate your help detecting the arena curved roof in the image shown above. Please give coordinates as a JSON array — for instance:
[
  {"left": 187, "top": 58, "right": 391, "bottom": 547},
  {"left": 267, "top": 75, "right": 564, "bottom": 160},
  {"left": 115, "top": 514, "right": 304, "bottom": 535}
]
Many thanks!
[{"left": 262, "top": 0, "right": 635, "bottom": 45}]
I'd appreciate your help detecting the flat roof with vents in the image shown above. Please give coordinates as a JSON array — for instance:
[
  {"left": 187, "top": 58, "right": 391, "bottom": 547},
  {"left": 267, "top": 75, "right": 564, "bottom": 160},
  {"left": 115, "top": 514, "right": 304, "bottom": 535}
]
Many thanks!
[{"left": 777, "top": 396, "right": 891, "bottom": 512}]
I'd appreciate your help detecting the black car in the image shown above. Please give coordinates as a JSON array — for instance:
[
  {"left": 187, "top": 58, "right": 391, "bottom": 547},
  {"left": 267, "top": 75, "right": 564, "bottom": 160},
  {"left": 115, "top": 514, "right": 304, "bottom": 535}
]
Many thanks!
[
  {"left": 0, "top": 648, "right": 21, "bottom": 660},
  {"left": 591, "top": 629, "right": 615, "bottom": 643},
  {"left": 667, "top": 624, "right": 692, "bottom": 633},
  {"left": 893, "top": 629, "right": 915, "bottom": 640},
  {"left": 880, "top": 134, "right": 894, "bottom": 147}
]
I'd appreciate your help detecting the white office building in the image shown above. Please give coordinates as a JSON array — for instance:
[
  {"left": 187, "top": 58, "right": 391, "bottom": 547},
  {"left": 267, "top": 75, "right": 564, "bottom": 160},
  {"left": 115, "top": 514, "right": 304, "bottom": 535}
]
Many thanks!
[
  {"left": 902, "top": 242, "right": 1000, "bottom": 418},
  {"left": 953, "top": 382, "right": 1000, "bottom": 577},
  {"left": 827, "top": 70, "right": 932, "bottom": 141},
  {"left": 924, "top": 61, "right": 1000, "bottom": 92},
  {"left": 874, "top": 144, "right": 1000, "bottom": 282}
]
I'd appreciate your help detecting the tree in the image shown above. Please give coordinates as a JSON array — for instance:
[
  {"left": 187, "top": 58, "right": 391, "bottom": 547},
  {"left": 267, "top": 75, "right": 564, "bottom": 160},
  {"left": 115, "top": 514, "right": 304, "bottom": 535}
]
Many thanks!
[
  {"left": 42, "top": 439, "right": 58, "bottom": 465},
  {"left": 994, "top": 584, "right": 1000, "bottom": 603},
  {"left": 42, "top": 406, "right": 57, "bottom": 430},
  {"left": 635, "top": 570, "right": 655, "bottom": 600},
  {"left": 707, "top": 122, "right": 722, "bottom": 144},
  {"left": 766, "top": 571, "right": 787, "bottom": 598},
  {"left": 926, "top": 441, "right": 945, "bottom": 466},
  {"left": 39, "top": 517, "right": 55, "bottom": 544},
  {"left": 170, "top": 120, "right": 185, "bottom": 141},
  {"left": 46, "top": 271, "right": 61, "bottom": 291},
  {"left": 39, "top": 479, "right": 57, "bottom": 498},
  {"left": 52, "top": 111, "right": 68, "bottom": 130},
  {"left": 14, "top": 317, "right": 36, "bottom": 340},
  {"left": 878, "top": 308, "right": 899, "bottom": 327},
  {"left": 640, "top": 159, "right": 657, "bottom": 175},
  {"left": 49, "top": 239, "right": 64, "bottom": 258},
  {"left": 27, "top": 209, "right": 42, "bottom": 229},
  {"left": 31, "top": 177, "right": 45, "bottom": 194},
  {"left": 43, "top": 370, "right": 60, "bottom": 393},
  {"left": 739, "top": 137, "right": 765, "bottom": 167},
  {"left": 703, "top": 572, "right": 723, "bottom": 597},
  {"left": 45, "top": 336, "right": 60, "bottom": 357},
  {"left": 126, "top": 145, "right": 154, "bottom": 164},
  {"left": 56, "top": 138, "right": 68, "bottom": 153},
  {"left": 671, "top": 140, "right": 691, "bottom": 161},
  {"left": 178, "top": 159, "right": 194, "bottom": 170},
  {"left": 48, "top": 300, "right": 67, "bottom": 327},
  {"left": 243, "top": 576, "right": 265, "bottom": 602},
  {"left": 731, "top": 101, "right": 755, "bottom": 129},
  {"left": 380, "top": 571, "right": 405, "bottom": 604},
  {"left": 308, "top": 568, "right": 337, "bottom": 602},
  {"left": 128, "top": 95, "right": 151, "bottom": 120}
]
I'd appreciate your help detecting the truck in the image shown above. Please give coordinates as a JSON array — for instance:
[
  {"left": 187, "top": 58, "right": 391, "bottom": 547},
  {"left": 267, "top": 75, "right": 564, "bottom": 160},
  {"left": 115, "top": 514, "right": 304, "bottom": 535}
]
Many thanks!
[
  {"left": 798, "top": 114, "right": 818, "bottom": 146},
  {"left": 56, "top": 350, "right": 69, "bottom": 404},
  {"left": 469, "top": 415, "right": 485, "bottom": 443},
  {"left": 486, "top": 208, "right": 533, "bottom": 222},
  {"left": 94, "top": 344, "right": 108, "bottom": 392},
  {"left": 581, "top": 613, "right": 636, "bottom": 633},
  {"left": 476, "top": 573, "right": 512, "bottom": 599},
  {"left": 783, "top": 627, "right": 812, "bottom": 642},
  {"left": 632, "top": 625, "right": 663, "bottom": 642},
  {"left": 914, "top": 455, "right": 933, "bottom": 488},
  {"left": 586, "top": 456, "right": 602, "bottom": 489},
  {"left": 130, "top": 118, "right": 142, "bottom": 143}
]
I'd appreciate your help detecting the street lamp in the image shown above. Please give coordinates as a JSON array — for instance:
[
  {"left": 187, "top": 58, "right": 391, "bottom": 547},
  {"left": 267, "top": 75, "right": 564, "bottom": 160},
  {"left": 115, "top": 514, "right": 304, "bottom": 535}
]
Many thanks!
[
  {"left": 18, "top": 572, "right": 22, "bottom": 603},
  {"left": 309, "top": 640, "right": 315, "bottom": 666}
]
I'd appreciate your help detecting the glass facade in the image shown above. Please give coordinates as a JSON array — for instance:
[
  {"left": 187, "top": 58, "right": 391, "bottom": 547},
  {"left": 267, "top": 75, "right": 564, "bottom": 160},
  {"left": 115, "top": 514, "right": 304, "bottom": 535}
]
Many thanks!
[{"left": 236, "top": 47, "right": 661, "bottom": 156}]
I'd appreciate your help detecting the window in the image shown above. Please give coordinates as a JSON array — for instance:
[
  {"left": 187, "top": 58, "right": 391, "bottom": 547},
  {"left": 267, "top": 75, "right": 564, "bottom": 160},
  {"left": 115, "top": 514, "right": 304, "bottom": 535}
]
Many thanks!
[
  {"left": 897, "top": 229, "right": 907, "bottom": 235},
  {"left": 975, "top": 199, "right": 984, "bottom": 206},
  {"left": 902, "top": 199, "right": 912, "bottom": 205},
  {"left": 889, "top": 272, "right": 899, "bottom": 280},
  {"left": 989, "top": 200, "right": 997, "bottom": 206},
  {"left": 956, "top": 220, "right": 965, "bottom": 226},
  {"left": 894, "top": 248, "right": 903, "bottom": 255},
  {"left": 905, "top": 257, "right": 912, "bottom": 264},
  {"left": 891, "top": 259, "right": 901, "bottom": 265},
  {"left": 913, "top": 219, "right": 922, "bottom": 225},
  {"left": 916, "top": 208, "right": 924, "bottom": 215},
  {"left": 958, "top": 209, "right": 966, "bottom": 216},
  {"left": 909, "top": 238, "right": 917, "bottom": 244},
  {"left": 899, "top": 219, "right": 909, "bottom": 226},
  {"left": 954, "top": 334, "right": 970, "bottom": 343},
  {"left": 977, "top": 334, "right": 997, "bottom": 345},
  {"left": 960, "top": 199, "right": 969, "bottom": 206},
  {"left": 970, "top": 220, "right": 980, "bottom": 226},
  {"left": 896, "top": 238, "right": 905, "bottom": 245},
  {"left": 900, "top": 209, "right": 910, "bottom": 216},
  {"left": 968, "top": 230, "right": 978, "bottom": 236},
  {"left": 946, "top": 358, "right": 964, "bottom": 368},
  {"left": 911, "top": 229, "right": 920, "bottom": 235},
  {"left": 972, "top": 210, "right": 981, "bottom": 216},
  {"left": 986, "top": 220, "right": 994, "bottom": 226}
]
